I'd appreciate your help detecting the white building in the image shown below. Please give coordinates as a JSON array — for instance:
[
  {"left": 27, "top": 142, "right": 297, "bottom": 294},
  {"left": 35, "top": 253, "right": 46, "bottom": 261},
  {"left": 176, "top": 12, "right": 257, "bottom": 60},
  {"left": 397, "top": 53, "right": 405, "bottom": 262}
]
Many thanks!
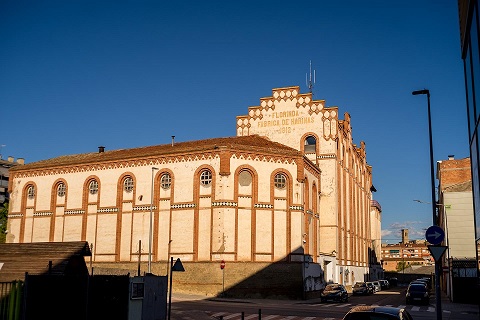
[{"left": 7, "top": 86, "right": 379, "bottom": 297}]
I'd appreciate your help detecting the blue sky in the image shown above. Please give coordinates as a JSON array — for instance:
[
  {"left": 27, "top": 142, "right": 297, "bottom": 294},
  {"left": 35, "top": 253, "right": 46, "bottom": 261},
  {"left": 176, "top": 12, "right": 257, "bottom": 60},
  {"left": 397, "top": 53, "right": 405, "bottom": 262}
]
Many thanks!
[{"left": 0, "top": 1, "right": 468, "bottom": 243}]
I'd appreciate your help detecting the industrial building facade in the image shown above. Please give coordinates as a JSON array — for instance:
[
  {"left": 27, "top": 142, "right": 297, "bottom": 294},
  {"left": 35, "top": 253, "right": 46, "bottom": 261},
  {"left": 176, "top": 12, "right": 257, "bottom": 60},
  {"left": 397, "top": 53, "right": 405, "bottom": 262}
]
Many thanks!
[
  {"left": 458, "top": 0, "right": 480, "bottom": 297},
  {"left": 7, "top": 86, "right": 380, "bottom": 297}
]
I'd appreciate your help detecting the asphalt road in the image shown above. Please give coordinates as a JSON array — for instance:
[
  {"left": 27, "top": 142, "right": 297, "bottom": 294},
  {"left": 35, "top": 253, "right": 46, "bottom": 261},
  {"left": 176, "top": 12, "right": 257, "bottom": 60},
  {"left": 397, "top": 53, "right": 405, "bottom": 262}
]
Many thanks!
[{"left": 169, "top": 286, "right": 479, "bottom": 320}]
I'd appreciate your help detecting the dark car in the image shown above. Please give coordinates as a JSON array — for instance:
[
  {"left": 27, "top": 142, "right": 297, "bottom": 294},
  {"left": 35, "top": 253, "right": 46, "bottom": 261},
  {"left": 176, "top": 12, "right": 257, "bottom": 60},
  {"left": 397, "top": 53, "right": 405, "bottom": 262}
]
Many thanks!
[
  {"left": 409, "top": 280, "right": 428, "bottom": 290},
  {"left": 343, "top": 306, "right": 413, "bottom": 320},
  {"left": 321, "top": 283, "right": 349, "bottom": 302},
  {"left": 352, "top": 282, "right": 370, "bottom": 295},
  {"left": 379, "top": 279, "right": 390, "bottom": 290},
  {"left": 406, "top": 283, "right": 430, "bottom": 305},
  {"left": 388, "top": 277, "right": 398, "bottom": 287},
  {"left": 416, "top": 277, "right": 431, "bottom": 289},
  {"left": 365, "top": 282, "right": 375, "bottom": 294}
]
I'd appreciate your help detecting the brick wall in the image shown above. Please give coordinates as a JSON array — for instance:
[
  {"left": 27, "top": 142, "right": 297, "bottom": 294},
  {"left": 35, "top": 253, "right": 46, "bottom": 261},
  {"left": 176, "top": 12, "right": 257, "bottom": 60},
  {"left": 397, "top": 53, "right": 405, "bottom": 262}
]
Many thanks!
[
  {"left": 91, "top": 260, "right": 304, "bottom": 299},
  {"left": 438, "top": 157, "right": 471, "bottom": 191}
]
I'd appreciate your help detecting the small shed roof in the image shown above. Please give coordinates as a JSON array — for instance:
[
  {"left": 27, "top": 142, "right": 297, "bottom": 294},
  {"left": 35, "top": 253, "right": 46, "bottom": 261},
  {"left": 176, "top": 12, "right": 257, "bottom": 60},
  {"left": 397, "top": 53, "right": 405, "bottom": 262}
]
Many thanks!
[{"left": 0, "top": 241, "right": 91, "bottom": 282}]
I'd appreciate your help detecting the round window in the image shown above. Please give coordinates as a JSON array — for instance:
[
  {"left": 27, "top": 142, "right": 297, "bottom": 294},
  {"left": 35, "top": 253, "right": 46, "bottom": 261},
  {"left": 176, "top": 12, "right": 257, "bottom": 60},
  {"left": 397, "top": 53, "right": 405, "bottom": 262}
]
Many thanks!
[
  {"left": 161, "top": 173, "right": 171, "bottom": 190},
  {"left": 200, "top": 170, "right": 212, "bottom": 186},
  {"left": 124, "top": 177, "right": 134, "bottom": 192},
  {"left": 274, "top": 173, "right": 286, "bottom": 189}
]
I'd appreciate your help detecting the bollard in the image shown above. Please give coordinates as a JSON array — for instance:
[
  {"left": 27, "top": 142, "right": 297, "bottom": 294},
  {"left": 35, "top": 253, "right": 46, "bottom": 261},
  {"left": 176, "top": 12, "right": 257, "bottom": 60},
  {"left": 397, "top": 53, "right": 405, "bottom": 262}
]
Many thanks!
[
  {"left": 241, "top": 311, "right": 244, "bottom": 320},
  {"left": 258, "top": 308, "right": 261, "bottom": 320}
]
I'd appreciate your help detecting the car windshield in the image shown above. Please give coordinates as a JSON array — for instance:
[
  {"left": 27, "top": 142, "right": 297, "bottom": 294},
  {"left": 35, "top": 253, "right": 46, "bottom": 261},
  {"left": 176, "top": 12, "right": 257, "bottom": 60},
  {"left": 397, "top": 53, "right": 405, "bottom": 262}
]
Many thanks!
[
  {"left": 354, "top": 283, "right": 365, "bottom": 287},
  {"left": 325, "top": 284, "right": 340, "bottom": 290},
  {"left": 408, "top": 285, "right": 426, "bottom": 292}
]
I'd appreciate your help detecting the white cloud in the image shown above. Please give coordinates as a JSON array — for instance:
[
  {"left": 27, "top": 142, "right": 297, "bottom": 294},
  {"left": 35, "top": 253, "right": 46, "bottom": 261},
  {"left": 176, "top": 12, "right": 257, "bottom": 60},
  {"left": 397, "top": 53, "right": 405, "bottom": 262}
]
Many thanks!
[
  {"left": 381, "top": 220, "right": 429, "bottom": 243},
  {"left": 381, "top": 229, "right": 392, "bottom": 237}
]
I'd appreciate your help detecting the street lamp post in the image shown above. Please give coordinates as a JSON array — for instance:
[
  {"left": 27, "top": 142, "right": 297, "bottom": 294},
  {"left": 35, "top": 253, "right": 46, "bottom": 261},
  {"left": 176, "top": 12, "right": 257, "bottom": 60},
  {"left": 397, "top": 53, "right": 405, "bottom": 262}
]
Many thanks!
[
  {"left": 412, "top": 90, "right": 437, "bottom": 224},
  {"left": 148, "top": 167, "right": 159, "bottom": 274},
  {"left": 412, "top": 89, "right": 442, "bottom": 320}
]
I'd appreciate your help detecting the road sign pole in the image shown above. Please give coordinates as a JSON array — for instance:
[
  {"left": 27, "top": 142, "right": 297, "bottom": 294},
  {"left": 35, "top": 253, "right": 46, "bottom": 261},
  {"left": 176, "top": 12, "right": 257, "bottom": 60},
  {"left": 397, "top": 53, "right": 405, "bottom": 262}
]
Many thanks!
[
  {"left": 435, "top": 262, "right": 441, "bottom": 320},
  {"left": 427, "top": 244, "right": 447, "bottom": 320}
]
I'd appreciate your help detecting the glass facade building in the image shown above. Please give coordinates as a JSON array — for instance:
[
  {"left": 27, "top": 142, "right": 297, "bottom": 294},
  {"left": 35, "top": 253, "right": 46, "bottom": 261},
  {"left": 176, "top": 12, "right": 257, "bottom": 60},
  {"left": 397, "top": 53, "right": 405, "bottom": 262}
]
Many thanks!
[{"left": 458, "top": 0, "right": 480, "bottom": 287}]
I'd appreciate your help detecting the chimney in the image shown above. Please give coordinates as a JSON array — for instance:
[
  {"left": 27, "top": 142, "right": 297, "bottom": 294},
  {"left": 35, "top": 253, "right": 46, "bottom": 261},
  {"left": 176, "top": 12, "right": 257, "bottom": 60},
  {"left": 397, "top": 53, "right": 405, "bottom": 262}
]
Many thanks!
[
  {"left": 7, "top": 156, "right": 13, "bottom": 162},
  {"left": 171, "top": 136, "right": 175, "bottom": 147},
  {"left": 98, "top": 146, "right": 105, "bottom": 153},
  {"left": 401, "top": 229, "right": 409, "bottom": 244},
  {"left": 17, "top": 158, "right": 25, "bottom": 165},
  {"left": 448, "top": 154, "right": 455, "bottom": 160}
]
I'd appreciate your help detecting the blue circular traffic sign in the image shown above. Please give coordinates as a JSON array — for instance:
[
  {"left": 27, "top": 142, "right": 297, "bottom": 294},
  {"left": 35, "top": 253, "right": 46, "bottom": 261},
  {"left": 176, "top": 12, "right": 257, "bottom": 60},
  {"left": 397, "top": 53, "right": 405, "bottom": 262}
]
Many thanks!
[{"left": 425, "top": 225, "right": 445, "bottom": 245}]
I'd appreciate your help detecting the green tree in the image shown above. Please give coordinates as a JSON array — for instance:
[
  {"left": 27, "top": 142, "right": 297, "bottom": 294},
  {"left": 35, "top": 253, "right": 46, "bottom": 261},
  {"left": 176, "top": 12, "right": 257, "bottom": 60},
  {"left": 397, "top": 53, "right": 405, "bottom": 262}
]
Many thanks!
[
  {"left": 396, "top": 261, "right": 408, "bottom": 272},
  {"left": 0, "top": 202, "right": 8, "bottom": 243}
]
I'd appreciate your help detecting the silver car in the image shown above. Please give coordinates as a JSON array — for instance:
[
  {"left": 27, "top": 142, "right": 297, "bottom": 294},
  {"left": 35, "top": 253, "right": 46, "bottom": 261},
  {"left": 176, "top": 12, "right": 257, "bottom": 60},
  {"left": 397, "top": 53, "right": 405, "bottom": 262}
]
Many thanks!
[
  {"left": 372, "top": 281, "right": 381, "bottom": 292},
  {"left": 343, "top": 306, "right": 413, "bottom": 320}
]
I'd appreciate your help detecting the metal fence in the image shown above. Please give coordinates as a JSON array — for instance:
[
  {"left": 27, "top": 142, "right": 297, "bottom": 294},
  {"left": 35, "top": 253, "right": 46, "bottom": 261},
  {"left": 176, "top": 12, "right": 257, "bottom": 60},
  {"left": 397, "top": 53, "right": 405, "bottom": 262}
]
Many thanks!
[{"left": 0, "top": 281, "right": 23, "bottom": 320}]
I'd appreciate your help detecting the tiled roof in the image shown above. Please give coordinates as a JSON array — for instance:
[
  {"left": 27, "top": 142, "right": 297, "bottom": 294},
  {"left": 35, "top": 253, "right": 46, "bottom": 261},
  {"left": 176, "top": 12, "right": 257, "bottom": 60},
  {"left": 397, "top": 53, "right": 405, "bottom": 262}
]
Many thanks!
[
  {"left": 0, "top": 241, "right": 91, "bottom": 282},
  {"left": 11, "top": 135, "right": 301, "bottom": 171}
]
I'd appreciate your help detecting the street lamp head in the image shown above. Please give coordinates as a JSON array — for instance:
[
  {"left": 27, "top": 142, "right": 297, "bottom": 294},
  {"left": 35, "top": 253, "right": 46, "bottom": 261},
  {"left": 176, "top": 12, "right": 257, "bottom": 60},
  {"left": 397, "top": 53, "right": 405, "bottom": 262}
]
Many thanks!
[
  {"left": 152, "top": 167, "right": 159, "bottom": 170},
  {"left": 412, "top": 89, "right": 429, "bottom": 96}
]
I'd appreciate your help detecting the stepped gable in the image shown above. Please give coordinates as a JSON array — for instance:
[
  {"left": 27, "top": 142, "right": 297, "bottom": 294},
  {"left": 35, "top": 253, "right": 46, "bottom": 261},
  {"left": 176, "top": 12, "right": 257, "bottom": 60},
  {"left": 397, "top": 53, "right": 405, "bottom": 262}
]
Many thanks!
[
  {"left": 10, "top": 135, "right": 300, "bottom": 171},
  {"left": 0, "top": 241, "right": 91, "bottom": 282}
]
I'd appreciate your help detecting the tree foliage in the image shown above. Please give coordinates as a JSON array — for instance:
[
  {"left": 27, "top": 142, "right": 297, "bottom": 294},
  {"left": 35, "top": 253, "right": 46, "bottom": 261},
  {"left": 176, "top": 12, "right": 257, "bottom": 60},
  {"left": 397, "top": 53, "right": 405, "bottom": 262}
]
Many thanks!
[{"left": 396, "top": 261, "right": 408, "bottom": 272}]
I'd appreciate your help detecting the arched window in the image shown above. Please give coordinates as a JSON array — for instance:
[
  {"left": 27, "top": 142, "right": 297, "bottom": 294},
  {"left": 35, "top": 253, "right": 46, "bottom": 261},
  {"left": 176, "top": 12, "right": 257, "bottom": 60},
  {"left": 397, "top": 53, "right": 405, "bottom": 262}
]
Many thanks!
[
  {"left": 304, "top": 135, "right": 316, "bottom": 153},
  {"left": 200, "top": 170, "right": 212, "bottom": 186},
  {"left": 89, "top": 180, "right": 99, "bottom": 194},
  {"left": 161, "top": 173, "right": 171, "bottom": 190},
  {"left": 123, "top": 177, "right": 134, "bottom": 192},
  {"left": 27, "top": 185, "right": 35, "bottom": 199},
  {"left": 274, "top": 173, "right": 287, "bottom": 189},
  {"left": 57, "top": 183, "right": 66, "bottom": 197}
]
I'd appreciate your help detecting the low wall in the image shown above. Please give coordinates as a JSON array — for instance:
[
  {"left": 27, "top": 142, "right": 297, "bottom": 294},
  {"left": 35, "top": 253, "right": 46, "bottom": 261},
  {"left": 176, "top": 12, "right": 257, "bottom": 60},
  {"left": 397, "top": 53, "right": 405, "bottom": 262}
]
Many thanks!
[{"left": 91, "top": 260, "right": 304, "bottom": 299}]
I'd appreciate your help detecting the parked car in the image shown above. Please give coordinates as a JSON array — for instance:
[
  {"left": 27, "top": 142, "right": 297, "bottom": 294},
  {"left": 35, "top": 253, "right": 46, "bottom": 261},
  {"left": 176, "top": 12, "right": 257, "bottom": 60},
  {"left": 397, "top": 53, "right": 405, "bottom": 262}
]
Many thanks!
[
  {"left": 406, "top": 282, "right": 430, "bottom": 305},
  {"left": 365, "top": 282, "right": 375, "bottom": 294},
  {"left": 372, "top": 281, "right": 381, "bottom": 292},
  {"left": 352, "top": 282, "right": 370, "bottom": 295},
  {"left": 379, "top": 279, "right": 390, "bottom": 290},
  {"left": 388, "top": 277, "right": 398, "bottom": 287},
  {"left": 343, "top": 306, "right": 413, "bottom": 320},
  {"left": 416, "top": 277, "right": 431, "bottom": 289},
  {"left": 409, "top": 280, "right": 428, "bottom": 290},
  {"left": 321, "top": 283, "right": 349, "bottom": 302}
]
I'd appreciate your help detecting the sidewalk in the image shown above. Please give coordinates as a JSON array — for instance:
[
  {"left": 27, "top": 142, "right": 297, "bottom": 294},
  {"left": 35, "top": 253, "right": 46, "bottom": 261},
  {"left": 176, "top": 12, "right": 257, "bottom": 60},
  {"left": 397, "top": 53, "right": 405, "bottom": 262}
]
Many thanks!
[{"left": 437, "top": 291, "right": 479, "bottom": 320}]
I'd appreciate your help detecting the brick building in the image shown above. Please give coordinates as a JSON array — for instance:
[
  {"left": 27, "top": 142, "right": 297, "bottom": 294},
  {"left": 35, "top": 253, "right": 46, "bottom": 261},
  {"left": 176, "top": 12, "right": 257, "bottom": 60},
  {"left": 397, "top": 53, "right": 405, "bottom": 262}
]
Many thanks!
[
  {"left": 436, "top": 156, "right": 475, "bottom": 300},
  {"left": 7, "top": 86, "right": 380, "bottom": 297},
  {"left": 0, "top": 156, "right": 24, "bottom": 205},
  {"left": 381, "top": 229, "right": 434, "bottom": 272}
]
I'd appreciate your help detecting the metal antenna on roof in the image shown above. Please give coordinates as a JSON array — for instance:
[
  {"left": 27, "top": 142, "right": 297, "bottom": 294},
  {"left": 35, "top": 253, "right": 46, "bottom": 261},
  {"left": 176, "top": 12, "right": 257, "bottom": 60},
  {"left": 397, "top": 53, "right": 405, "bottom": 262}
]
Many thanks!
[{"left": 306, "top": 60, "right": 316, "bottom": 94}]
